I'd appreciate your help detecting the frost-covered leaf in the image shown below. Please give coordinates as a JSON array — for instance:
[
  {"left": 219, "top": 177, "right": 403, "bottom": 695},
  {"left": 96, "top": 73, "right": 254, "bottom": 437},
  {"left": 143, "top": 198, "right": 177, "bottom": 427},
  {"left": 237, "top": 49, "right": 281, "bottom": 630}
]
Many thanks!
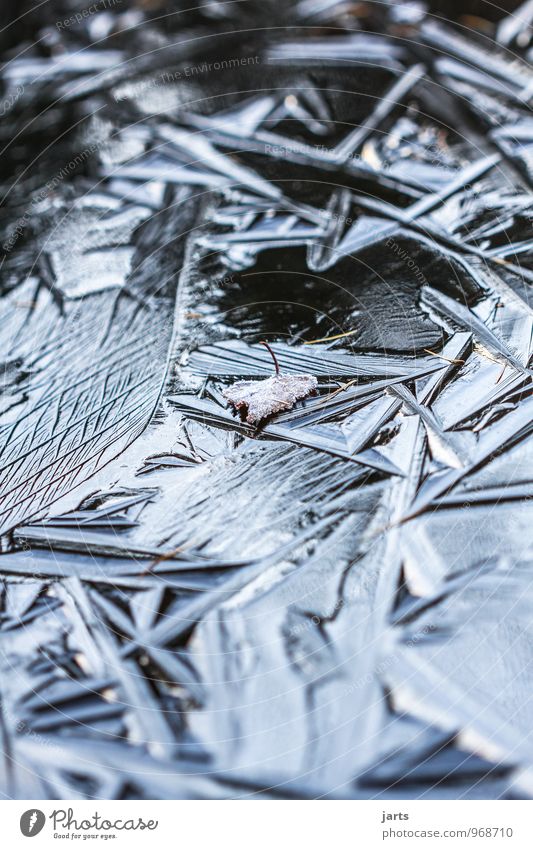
[
  {"left": 222, "top": 340, "right": 318, "bottom": 424},
  {"left": 223, "top": 373, "right": 318, "bottom": 425}
]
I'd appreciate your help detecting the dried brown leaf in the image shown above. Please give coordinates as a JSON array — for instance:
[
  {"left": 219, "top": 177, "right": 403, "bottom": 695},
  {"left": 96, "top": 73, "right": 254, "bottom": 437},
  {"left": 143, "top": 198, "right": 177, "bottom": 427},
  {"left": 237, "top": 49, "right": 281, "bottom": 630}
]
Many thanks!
[{"left": 223, "top": 374, "right": 318, "bottom": 425}]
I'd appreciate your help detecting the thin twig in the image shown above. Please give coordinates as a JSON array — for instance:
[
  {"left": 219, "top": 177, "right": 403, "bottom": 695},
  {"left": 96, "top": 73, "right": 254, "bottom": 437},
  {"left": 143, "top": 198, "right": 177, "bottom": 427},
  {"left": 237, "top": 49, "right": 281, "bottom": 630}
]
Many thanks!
[
  {"left": 141, "top": 545, "right": 187, "bottom": 576},
  {"left": 260, "top": 340, "right": 280, "bottom": 375},
  {"left": 495, "top": 363, "right": 507, "bottom": 384}
]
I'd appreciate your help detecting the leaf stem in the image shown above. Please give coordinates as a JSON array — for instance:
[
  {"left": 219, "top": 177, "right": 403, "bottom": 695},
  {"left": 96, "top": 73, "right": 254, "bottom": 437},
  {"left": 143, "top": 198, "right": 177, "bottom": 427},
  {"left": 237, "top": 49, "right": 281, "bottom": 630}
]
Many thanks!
[{"left": 260, "top": 340, "right": 280, "bottom": 375}]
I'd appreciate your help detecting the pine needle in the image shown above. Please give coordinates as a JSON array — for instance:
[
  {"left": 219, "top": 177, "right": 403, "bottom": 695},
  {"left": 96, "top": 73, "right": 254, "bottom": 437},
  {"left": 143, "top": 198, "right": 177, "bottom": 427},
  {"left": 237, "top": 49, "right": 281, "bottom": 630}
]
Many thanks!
[
  {"left": 304, "top": 329, "right": 359, "bottom": 345},
  {"left": 320, "top": 378, "right": 358, "bottom": 402},
  {"left": 424, "top": 349, "right": 465, "bottom": 365}
]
